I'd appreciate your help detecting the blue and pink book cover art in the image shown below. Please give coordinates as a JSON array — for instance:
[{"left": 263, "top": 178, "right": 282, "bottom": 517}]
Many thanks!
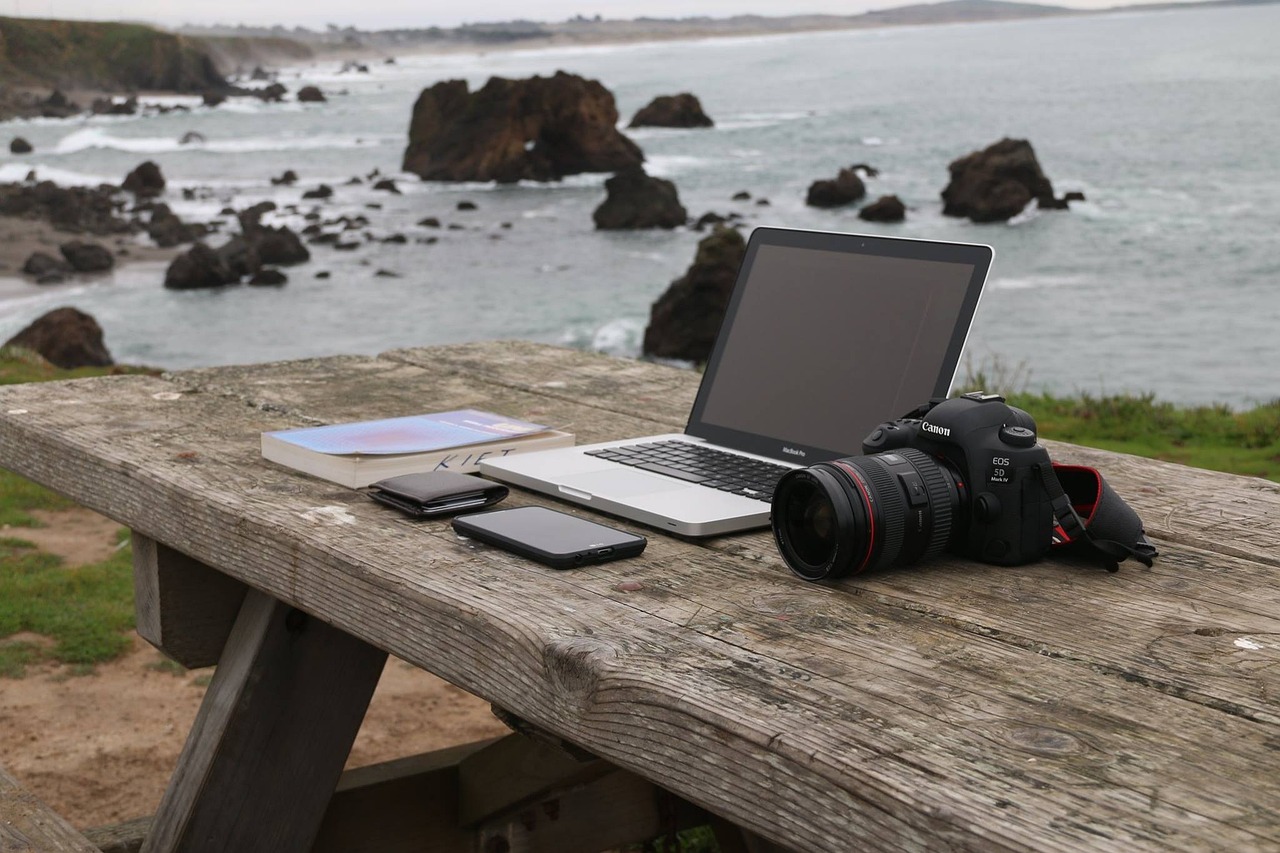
[{"left": 265, "top": 410, "right": 551, "bottom": 456}]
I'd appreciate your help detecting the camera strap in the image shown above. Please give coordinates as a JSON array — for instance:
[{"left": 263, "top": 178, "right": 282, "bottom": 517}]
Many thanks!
[{"left": 1035, "top": 461, "right": 1158, "bottom": 572}]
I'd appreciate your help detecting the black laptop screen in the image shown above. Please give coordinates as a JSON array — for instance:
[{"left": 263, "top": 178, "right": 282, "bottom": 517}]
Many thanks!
[{"left": 687, "top": 229, "right": 990, "bottom": 462}]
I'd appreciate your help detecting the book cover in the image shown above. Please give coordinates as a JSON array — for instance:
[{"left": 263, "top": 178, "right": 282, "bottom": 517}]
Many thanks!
[{"left": 261, "top": 410, "right": 574, "bottom": 488}]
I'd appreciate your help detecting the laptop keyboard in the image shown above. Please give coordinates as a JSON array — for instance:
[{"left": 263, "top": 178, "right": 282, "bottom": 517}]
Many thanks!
[{"left": 584, "top": 440, "right": 792, "bottom": 501}]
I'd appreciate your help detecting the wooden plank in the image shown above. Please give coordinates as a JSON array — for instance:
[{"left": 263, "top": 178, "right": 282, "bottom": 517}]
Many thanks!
[
  {"left": 83, "top": 816, "right": 150, "bottom": 853},
  {"left": 0, "top": 766, "right": 99, "bottom": 853},
  {"left": 141, "top": 591, "right": 387, "bottom": 853},
  {"left": 132, "top": 535, "right": 247, "bottom": 669},
  {"left": 312, "top": 740, "right": 497, "bottom": 853},
  {"left": 457, "top": 733, "right": 608, "bottom": 827},
  {"left": 2, "top": 348, "right": 1279, "bottom": 851}
]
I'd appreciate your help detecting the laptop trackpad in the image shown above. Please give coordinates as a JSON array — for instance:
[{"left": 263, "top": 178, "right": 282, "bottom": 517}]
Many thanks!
[{"left": 561, "top": 469, "right": 689, "bottom": 498}]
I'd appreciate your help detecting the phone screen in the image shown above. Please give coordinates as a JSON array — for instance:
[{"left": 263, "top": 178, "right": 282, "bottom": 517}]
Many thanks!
[{"left": 452, "top": 506, "right": 646, "bottom": 568}]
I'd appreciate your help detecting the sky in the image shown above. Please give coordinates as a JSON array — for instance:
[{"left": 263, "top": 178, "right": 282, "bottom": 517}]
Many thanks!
[{"left": 1, "top": 0, "right": 1154, "bottom": 29}]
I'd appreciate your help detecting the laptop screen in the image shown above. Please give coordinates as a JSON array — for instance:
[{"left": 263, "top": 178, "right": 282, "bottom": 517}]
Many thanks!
[{"left": 687, "top": 228, "right": 991, "bottom": 463}]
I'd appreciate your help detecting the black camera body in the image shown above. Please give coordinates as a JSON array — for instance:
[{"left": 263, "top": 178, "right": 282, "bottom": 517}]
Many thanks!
[
  {"left": 771, "top": 391, "right": 1058, "bottom": 580},
  {"left": 861, "top": 392, "right": 1053, "bottom": 566}
]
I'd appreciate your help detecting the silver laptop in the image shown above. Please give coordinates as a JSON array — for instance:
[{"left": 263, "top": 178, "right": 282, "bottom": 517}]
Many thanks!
[{"left": 481, "top": 227, "right": 993, "bottom": 536}]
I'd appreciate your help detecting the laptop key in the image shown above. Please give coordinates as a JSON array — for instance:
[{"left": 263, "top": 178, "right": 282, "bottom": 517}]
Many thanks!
[{"left": 636, "top": 462, "right": 708, "bottom": 483}]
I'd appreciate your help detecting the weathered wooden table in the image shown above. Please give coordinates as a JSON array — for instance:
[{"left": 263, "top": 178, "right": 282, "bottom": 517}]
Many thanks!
[{"left": 2, "top": 341, "right": 1279, "bottom": 853}]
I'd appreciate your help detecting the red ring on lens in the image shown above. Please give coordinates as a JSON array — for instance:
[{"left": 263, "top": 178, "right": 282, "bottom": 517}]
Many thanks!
[{"left": 833, "top": 461, "right": 875, "bottom": 574}]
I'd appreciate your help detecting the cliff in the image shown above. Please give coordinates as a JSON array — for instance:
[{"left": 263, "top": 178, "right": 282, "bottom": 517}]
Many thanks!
[{"left": 0, "top": 17, "right": 226, "bottom": 93}]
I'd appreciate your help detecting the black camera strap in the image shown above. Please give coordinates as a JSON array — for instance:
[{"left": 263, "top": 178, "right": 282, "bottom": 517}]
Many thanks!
[{"left": 1034, "top": 461, "right": 1158, "bottom": 572}]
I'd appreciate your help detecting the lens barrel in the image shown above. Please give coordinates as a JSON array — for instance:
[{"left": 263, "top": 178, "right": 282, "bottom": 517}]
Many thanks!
[{"left": 772, "top": 448, "right": 964, "bottom": 580}]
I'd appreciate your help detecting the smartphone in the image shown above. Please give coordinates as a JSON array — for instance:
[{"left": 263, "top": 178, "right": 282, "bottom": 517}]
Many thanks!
[{"left": 451, "top": 506, "right": 647, "bottom": 569}]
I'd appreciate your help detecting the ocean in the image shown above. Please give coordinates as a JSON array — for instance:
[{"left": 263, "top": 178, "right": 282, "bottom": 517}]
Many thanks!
[{"left": 1, "top": 4, "right": 1277, "bottom": 407}]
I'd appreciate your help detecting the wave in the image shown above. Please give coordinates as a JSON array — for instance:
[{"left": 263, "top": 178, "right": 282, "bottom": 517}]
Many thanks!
[
  {"left": 0, "top": 162, "right": 119, "bottom": 186},
  {"left": 989, "top": 274, "right": 1090, "bottom": 291},
  {"left": 52, "top": 127, "right": 398, "bottom": 155}
]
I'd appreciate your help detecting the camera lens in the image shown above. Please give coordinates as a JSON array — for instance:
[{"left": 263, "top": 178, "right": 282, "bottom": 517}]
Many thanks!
[{"left": 772, "top": 448, "right": 965, "bottom": 580}]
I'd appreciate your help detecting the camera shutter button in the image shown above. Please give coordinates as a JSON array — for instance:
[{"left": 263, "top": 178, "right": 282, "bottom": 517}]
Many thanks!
[{"left": 999, "top": 425, "right": 1037, "bottom": 447}]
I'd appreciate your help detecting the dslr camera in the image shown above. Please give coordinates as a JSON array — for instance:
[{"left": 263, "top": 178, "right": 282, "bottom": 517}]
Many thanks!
[{"left": 772, "top": 392, "right": 1056, "bottom": 580}]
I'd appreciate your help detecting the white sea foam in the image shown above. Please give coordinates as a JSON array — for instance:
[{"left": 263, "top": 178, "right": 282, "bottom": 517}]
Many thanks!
[
  {"left": 52, "top": 127, "right": 399, "bottom": 155},
  {"left": 0, "top": 163, "right": 117, "bottom": 186},
  {"left": 990, "top": 274, "right": 1090, "bottom": 291}
]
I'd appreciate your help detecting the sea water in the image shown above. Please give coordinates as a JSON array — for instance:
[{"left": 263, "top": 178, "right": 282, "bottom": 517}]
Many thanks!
[{"left": 0, "top": 4, "right": 1277, "bottom": 407}]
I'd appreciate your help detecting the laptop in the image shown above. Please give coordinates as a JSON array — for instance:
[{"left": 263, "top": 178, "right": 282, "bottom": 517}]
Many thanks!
[{"left": 481, "top": 226, "right": 993, "bottom": 536}]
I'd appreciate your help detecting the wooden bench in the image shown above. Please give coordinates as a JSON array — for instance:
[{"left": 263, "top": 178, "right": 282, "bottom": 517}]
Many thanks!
[
  {"left": 1, "top": 766, "right": 98, "bottom": 853},
  {"left": 1, "top": 340, "right": 1278, "bottom": 852}
]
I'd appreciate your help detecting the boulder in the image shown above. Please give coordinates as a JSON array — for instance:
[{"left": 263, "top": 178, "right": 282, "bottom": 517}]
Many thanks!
[
  {"left": 628, "top": 93, "right": 714, "bottom": 128},
  {"left": 694, "top": 211, "right": 728, "bottom": 231},
  {"left": 372, "top": 178, "right": 401, "bottom": 194},
  {"left": 402, "top": 71, "right": 644, "bottom": 182},
  {"left": 0, "top": 181, "right": 131, "bottom": 234},
  {"left": 941, "top": 138, "right": 1066, "bottom": 223},
  {"left": 250, "top": 66, "right": 271, "bottom": 81},
  {"left": 302, "top": 184, "right": 334, "bottom": 199},
  {"left": 249, "top": 268, "right": 288, "bottom": 285},
  {"left": 593, "top": 167, "right": 687, "bottom": 230},
  {"left": 858, "top": 195, "right": 907, "bottom": 223},
  {"left": 92, "top": 96, "right": 137, "bottom": 116},
  {"left": 731, "top": 191, "right": 751, "bottom": 201},
  {"left": 246, "top": 225, "right": 309, "bottom": 266},
  {"left": 215, "top": 236, "right": 261, "bottom": 280},
  {"left": 297, "top": 86, "right": 326, "bottom": 103},
  {"left": 806, "top": 168, "right": 866, "bottom": 208},
  {"left": 642, "top": 226, "right": 746, "bottom": 362},
  {"left": 39, "top": 90, "right": 81, "bottom": 118},
  {"left": 237, "top": 201, "right": 278, "bottom": 230},
  {"left": 147, "top": 205, "right": 203, "bottom": 247},
  {"left": 4, "top": 307, "right": 113, "bottom": 368},
  {"left": 202, "top": 91, "right": 227, "bottom": 107},
  {"left": 59, "top": 241, "right": 115, "bottom": 273},
  {"left": 123, "top": 161, "right": 166, "bottom": 197},
  {"left": 417, "top": 217, "right": 441, "bottom": 228},
  {"left": 179, "top": 131, "right": 206, "bottom": 145},
  {"left": 271, "top": 170, "right": 299, "bottom": 186},
  {"left": 255, "top": 83, "right": 288, "bottom": 103},
  {"left": 165, "top": 243, "right": 238, "bottom": 289},
  {"left": 21, "top": 252, "right": 69, "bottom": 278},
  {"left": 10, "top": 137, "right": 32, "bottom": 154}
]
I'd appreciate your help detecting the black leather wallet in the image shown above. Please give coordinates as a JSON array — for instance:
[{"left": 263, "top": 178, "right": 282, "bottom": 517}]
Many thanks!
[{"left": 368, "top": 471, "right": 508, "bottom": 518}]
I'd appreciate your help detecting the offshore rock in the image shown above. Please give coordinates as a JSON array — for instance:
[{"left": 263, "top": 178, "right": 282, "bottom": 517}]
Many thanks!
[
  {"left": 123, "top": 161, "right": 165, "bottom": 197},
  {"left": 628, "top": 93, "right": 714, "bottom": 128},
  {"left": 21, "top": 251, "right": 69, "bottom": 278},
  {"left": 402, "top": 71, "right": 643, "bottom": 182},
  {"left": 0, "top": 181, "right": 131, "bottom": 234},
  {"left": 858, "top": 195, "right": 907, "bottom": 223},
  {"left": 643, "top": 225, "right": 746, "bottom": 362},
  {"left": 10, "top": 137, "right": 33, "bottom": 154},
  {"left": 942, "top": 138, "right": 1066, "bottom": 223},
  {"left": 59, "top": 240, "right": 115, "bottom": 273},
  {"left": 806, "top": 168, "right": 866, "bottom": 208},
  {"left": 4, "top": 307, "right": 113, "bottom": 368},
  {"left": 147, "top": 204, "right": 205, "bottom": 247},
  {"left": 592, "top": 167, "right": 687, "bottom": 230},
  {"left": 165, "top": 243, "right": 234, "bottom": 289},
  {"left": 245, "top": 225, "right": 309, "bottom": 266},
  {"left": 297, "top": 85, "right": 326, "bottom": 103}
]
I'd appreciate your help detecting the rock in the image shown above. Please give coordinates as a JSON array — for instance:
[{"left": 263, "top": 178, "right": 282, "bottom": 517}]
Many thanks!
[
  {"left": 39, "top": 90, "right": 81, "bottom": 118},
  {"left": 417, "top": 217, "right": 441, "bottom": 228},
  {"left": 345, "top": 176, "right": 363, "bottom": 185},
  {"left": 237, "top": 201, "right": 278, "bottom": 230},
  {"left": 271, "top": 170, "right": 299, "bottom": 186},
  {"left": 21, "top": 252, "right": 69, "bottom": 278},
  {"left": 340, "top": 61, "right": 370, "bottom": 74},
  {"left": 91, "top": 96, "right": 138, "bottom": 116},
  {"left": 250, "top": 66, "right": 271, "bottom": 81},
  {"left": 10, "top": 137, "right": 32, "bottom": 154},
  {"left": 165, "top": 243, "right": 234, "bottom": 289},
  {"left": 381, "top": 233, "right": 407, "bottom": 244},
  {"left": 374, "top": 269, "right": 401, "bottom": 278},
  {"left": 806, "top": 168, "right": 866, "bottom": 208},
  {"left": 203, "top": 91, "right": 227, "bottom": 107},
  {"left": 402, "top": 72, "right": 644, "bottom": 182},
  {"left": 755, "top": 198, "right": 770, "bottom": 206},
  {"left": 731, "top": 191, "right": 751, "bottom": 201},
  {"left": 302, "top": 184, "right": 334, "bottom": 200},
  {"left": 249, "top": 268, "right": 288, "bottom": 285},
  {"left": 36, "top": 273, "right": 66, "bottom": 285},
  {"left": 593, "top": 167, "right": 687, "bottom": 230},
  {"left": 941, "top": 138, "right": 1067, "bottom": 223},
  {"left": 858, "top": 195, "right": 907, "bottom": 223},
  {"left": 123, "top": 161, "right": 166, "bottom": 197},
  {"left": 215, "top": 236, "right": 261, "bottom": 280},
  {"left": 372, "top": 179, "right": 401, "bottom": 194},
  {"left": 59, "top": 241, "right": 115, "bottom": 273},
  {"left": 297, "top": 86, "right": 326, "bottom": 103},
  {"left": 315, "top": 271, "right": 331, "bottom": 279},
  {"left": 246, "top": 225, "right": 310, "bottom": 266},
  {"left": 456, "top": 200, "right": 476, "bottom": 211},
  {"left": 643, "top": 226, "right": 746, "bottom": 362},
  {"left": 1064, "top": 191, "right": 1086, "bottom": 203},
  {"left": 179, "top": 131, "right": 205, "bottom": 145},
  {"left": 255, "top": 83, "right": 288, "bottom": 103},
  {"left": 628, "top": 93, "right": 714, "bottom": 128},
  {"left": 694, "top": 212, "right": 728, "bottom": 231},
  {"left": 446, "top": 223, "right": 465, "bottom": 231},
  {"left": 3, "top": 307, "right": 112, "bottom": 368},
  {"left": 0, "top": 181, "right": 132, "bottom": 234}
]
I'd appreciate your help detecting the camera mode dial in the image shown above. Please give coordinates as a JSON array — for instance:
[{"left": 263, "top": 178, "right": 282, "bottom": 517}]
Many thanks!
[{"left": 998, "top": 425, "right": 1036, "bottom": 448}]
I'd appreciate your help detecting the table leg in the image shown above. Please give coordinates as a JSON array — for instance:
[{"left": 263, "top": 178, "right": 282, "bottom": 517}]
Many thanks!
[{"left": 140, "top": 590, "right": 387, "bottom": 853}]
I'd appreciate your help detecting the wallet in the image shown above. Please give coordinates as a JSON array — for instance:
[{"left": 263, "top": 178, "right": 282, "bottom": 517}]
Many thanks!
[{"left": 367, "top": 471, "right": 508, "bottom": 518}]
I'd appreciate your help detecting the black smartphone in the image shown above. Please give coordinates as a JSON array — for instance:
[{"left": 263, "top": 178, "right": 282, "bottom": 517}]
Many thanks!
[{"left": 451, "top": 506, "right": 647, "bottom": 569}]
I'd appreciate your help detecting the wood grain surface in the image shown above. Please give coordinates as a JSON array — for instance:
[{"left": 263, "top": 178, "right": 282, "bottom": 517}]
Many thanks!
[{"left": 2, "top": 341, "right": 1278, "bottom": 852}]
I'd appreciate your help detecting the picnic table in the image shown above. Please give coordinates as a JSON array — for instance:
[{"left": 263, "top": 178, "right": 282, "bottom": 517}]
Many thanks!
[{"left": 1, "top": 340, "right": 1278, "bottom": 853}]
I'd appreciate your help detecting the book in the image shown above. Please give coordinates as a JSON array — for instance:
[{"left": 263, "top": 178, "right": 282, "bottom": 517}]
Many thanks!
[{"left": 261, "top": 409, "right": 574, "bottom": 488}]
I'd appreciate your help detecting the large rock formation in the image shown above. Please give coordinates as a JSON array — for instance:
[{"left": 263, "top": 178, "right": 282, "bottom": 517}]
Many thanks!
[
  {"left": 123, "top": 161, "right": 165, "bottom": 197},
  {"left": 3, "top": 307, "right": 113, "bottom": 368},
  {"left": 402, "top": 71, "right": 644, "bottom": 182},
  {"left": 806, "top": 168, "right": 866, "bottom": 208},
  {"left": 0, "top": 181, "right": 132, "bottom": 234},
  {"left": 592, "top": 167, "right": 687, "bottom": 230},
  {"left": 643, "top": 226, "right": 746, "bottom": 362},
  {"left": 942, "top": 138, "right": 1071, "bottom": 222},
  {"left": 165, "top": 243, "right": 233, "bottom": 289},
  {"left": 628, "top": 93, "right": 714, "bottom": 128}
]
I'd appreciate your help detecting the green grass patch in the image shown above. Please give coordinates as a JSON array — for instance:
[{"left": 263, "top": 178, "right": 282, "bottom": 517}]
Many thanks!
[{"left": 0, "top": 533, "right": 134, "bottom": 676}]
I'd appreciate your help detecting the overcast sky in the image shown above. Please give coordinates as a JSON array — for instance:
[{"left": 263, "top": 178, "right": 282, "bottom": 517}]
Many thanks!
[{"left": 3, "top": 0, "right": 1157, "bottom": 29}]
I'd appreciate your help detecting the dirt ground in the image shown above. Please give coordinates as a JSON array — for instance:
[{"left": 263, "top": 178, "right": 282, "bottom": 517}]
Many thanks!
[{"left": 0, "top": 508, "right": 511, "bottom": 831}]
